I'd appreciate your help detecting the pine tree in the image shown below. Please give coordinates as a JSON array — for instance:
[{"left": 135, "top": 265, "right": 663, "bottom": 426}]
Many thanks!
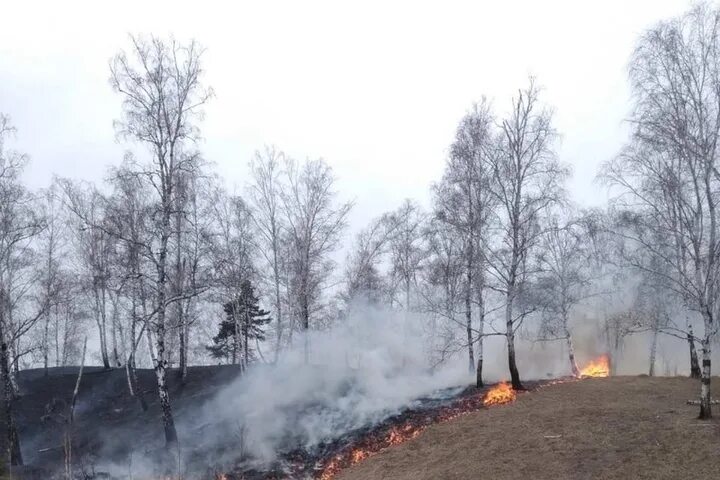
[{"left": 207, "top": 280, "right": 271, "bottom": 369}]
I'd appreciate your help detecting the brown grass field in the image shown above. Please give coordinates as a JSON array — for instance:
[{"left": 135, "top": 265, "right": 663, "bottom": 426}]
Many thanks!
[{"left": 337, "top": 376, "right": 720, "bottom": 480}]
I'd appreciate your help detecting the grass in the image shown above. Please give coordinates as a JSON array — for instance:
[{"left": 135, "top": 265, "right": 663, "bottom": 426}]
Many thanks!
[{"left": 337, "top": 376, "right": 720, "bottom": 480}]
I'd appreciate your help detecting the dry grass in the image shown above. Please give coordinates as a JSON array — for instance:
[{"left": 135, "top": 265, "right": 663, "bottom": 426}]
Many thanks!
[{"left": 338, "top": 376, "right": 720, "bottom": 480}]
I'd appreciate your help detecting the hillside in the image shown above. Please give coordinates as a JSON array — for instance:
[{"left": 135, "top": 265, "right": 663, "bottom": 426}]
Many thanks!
[
  {"left": 337, "top": 377, "right": 720, "bottom": 480},
  {"left": 5, "top": 365, "right": 242, "bottom": 478}
]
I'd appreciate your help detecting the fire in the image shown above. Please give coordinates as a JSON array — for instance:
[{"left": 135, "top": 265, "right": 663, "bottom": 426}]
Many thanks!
[
  {"left": 579, "top": 355, "right": 610, "bottom": 378},
  {"left": 482, "top": 382, "right": 516, "bottom": 406},
  {"left": 319, "top": 424, "right": 424, "bottom": 480}
]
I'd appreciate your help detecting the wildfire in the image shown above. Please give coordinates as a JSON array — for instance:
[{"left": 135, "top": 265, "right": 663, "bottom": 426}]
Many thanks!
[
  {"left": 579, "top": 355, "right": 610, "bottom": 378},
  {"left": 319, "top": 424, "right": 424, "bottom": 480},
  {"left": 482, "top": 382, "right": 516, "bottom": 406}
]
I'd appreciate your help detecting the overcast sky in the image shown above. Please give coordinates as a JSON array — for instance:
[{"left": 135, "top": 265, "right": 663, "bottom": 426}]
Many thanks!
[{"left": 0, "top": 0, "right": 693, "bottom": 233}]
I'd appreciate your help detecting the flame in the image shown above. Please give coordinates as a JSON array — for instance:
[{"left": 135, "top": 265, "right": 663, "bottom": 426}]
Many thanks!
[
  {"left": 319, "top": 424, "right": 424, "bottom": 480},
  {"left": 319, "top": 383, "right": 520, "bottom": 479},
  {"left": 579, "top": 355, "right": 610, "bottom": 378},
  {"left": 482, "top": 382, "right": 516, "bottom": 406}
]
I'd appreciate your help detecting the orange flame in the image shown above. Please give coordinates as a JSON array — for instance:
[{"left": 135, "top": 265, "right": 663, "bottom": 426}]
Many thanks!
[
  {"left": 319, "top": 424, "right": 424, "bottom": 480},
  {"left": 482, "top": 381, "right": 516, "bottom": 406},
  {"left": 579, "top": 355, "right": 610, "bottom": 378}
]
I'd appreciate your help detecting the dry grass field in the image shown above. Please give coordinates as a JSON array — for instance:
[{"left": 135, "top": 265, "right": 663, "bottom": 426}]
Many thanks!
[{"left": 338, "top": 377, "right": 720, "bottom": 480}]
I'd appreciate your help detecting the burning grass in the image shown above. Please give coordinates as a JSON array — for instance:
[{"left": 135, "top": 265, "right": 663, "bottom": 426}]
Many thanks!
[
  {"left": 314, "top": 358, "right": 611, "bottom": 480},
  {"left": 316, "top": 380, "right": 525, "bottom": 480},
  {"left": 579, "top": 355, "right": 610, "bottom": 378},
  {"left": 482, "top": 382, "right": 516, "bottom": 406}
]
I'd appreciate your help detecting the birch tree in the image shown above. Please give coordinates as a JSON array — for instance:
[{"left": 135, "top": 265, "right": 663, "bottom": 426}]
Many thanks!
[
  {"left": 110, "top": 34, "right": 213, "bottom": 447},
  {"left": 388, "top": 200, "right": 426, "bottom": 312},
  {"left": 487, "top": 78, "right": 568, "bottom": 390},
  {"left": 0, "top": 114, "right": 47, "bottom": 465},
  {"left": 247, "top": 147, "right": 287, "bottom": 361},
  {"left": 536, "top": 214, "right": 594, "bottom": 377},
  {"left": 37, "top": 184, "right": 67, "bottom": 376},
  {"left": 209, "top": 188, "right": 256, "bottom": 367},
  {"left": 435, "top": 99, "right": 497, "bottom": 386},
  {"left": 342, "top": 212, "right": 398, "bottom": 306},
  {"left": 603, "top": 4, "right": 720, "bottom": 418},
  {"left": 280, "top": 157, "right": 351, "bottom": 361}
]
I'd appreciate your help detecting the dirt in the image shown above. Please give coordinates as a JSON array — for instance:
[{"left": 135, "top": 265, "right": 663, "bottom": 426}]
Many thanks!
[{"left": 337, "top": 376, "right": 720, "bottom": 480}]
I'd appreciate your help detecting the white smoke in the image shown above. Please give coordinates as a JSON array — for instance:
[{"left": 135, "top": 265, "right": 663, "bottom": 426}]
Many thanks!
[{"left": 187, "top": 302, "right": 471, "bottom": 465}]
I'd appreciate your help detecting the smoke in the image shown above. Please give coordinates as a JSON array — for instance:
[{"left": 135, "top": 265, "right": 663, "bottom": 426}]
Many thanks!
[
  {"left": 82, "top": 295, "right": 720, "bottom": 478},
  {"left": 185, "top": 302, "right": 470, "bottom": 466}
]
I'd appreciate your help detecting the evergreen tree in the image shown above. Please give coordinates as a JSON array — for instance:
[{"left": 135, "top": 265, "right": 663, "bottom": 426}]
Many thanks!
[{"left": 207, "top": 280, "right": 271, "bottom": 368}]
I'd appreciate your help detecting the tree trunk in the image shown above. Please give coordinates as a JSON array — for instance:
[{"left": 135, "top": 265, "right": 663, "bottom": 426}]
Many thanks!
[
  {"left": 55, "top": 307, "right": 60, "bottom": 367},
  {"left": 111, "top": 296, "right": 121, "bottom": 367},
  {"left": 465, "top": 291, "right": 474, "bottom": 374},
  {"left": 65, "top": 338, "right": 87, "bottom": 480},
  {"left": 155, "top": 319, "right": 177, "bottom": 446},
  {"left": 649, "top": 323, "right": 658, "bottom": 377},
  {"left": 465, "top": 239, "right": 474, "bottom": 374},
  {"left": 475, "top": 262, "right": 485, "bottom": 388},
  {"left": 155, "top": 211, "right": 178, "bottom": 447},
  {"left": 476, "top": 301, "right": 484, "bottom": 388},
  {"left": 181, "top": 315, "right": 189, "bottom": 381},
  {"left": 43, "top": 314, "right": 50, "bottom": 377},
  {"left": 232, "top": 300, "right": 239, "bottom": 366},
  {"left": 0, "top": 336, "right": 22, "bottom": 466},
  {"left": 272, "top": 240, "right": 283, "bottom": 364},
  {"left": 94, "top": 284, "right": 110, "bottom": 369},
  {"left": 178, "top": 320, "right": 186, "bottom": 378},
  {"left": 688, "top": 326, "right": 701, "bottom": 379},
  {"left": 174, "top": 204, "right": 186, "bottom": 379},
  {"left": 244, "top": 311, "right": 250, "bottom": 371},
  {"left": 564, "top": 326, "right": 580, "bottom": 377},
  {"left": 505, "top": 287, "right": 522, "bottom": 390},
  {"left": 699, "top": 337, "right": 712, "bottom": 419},
  {"left": 301, "top": 271, "right": 310, "bottom": 364}
]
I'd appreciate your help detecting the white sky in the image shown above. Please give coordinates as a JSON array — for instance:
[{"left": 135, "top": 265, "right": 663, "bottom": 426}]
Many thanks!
[{"left": 0, "top": 0, "right": 693, "bottom": 233}]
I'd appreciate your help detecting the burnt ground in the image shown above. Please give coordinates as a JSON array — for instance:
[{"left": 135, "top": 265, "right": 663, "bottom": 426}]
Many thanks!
[
  {"left": 337, "top": 376, "right": 720, "bottom": 480},
  {"left": 3, "top": 365, "right": 243, "bottom": 478}
]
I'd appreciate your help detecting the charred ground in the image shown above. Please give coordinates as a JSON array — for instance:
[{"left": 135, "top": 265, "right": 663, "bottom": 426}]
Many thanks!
[{"left": 2, "top": 365, "right": 242, "bottom": 478}]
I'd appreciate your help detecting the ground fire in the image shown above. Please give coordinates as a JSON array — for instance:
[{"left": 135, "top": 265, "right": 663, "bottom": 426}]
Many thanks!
[
  {"left": 319, "top": 424, "right": 424, "bottom": 480},
  {"left": 482, "top": 382, "right": 516, "bottom": 406},
  {"left": 313, "top": 381, "right": 522, "bottom": 480},
  {"left": 579, "top": 355, "right": 610, "bottom": 378},
  {"left": 305, "top": 366, "right": 610, "bottom": 480}
]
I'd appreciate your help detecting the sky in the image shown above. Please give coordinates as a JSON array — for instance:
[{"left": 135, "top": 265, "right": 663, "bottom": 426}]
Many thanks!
[{"left": 0, "top": 0, "right": 694, "bottom": 234}]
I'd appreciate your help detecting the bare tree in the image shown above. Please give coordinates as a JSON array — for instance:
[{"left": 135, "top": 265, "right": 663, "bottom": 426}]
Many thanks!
[
  {"left": 63, "top": 184, "right": 114, "bottom": 369},
  {"left": 435, "top": 99, "right": 497, "bottom": 385},
  {"left": 110, "top": 34, "right": 213, "bottom": 447},
  {"left": 209, "top": 186, "right": 256, "bottom": 367},
  {"left": 280, "top": 157, "right": 351, "bottom": 362},
  {"left": 418, "top": 216, "right": 466, "bottom": 367},
  {"left": 247, "top": 147, "right": 287, "bottom": 362},
  {"left": 37, "top": 183, "right": 67, "bottom": 376},
  {"left": 602, "top": 4, "right": 720, "bottom": 418},
  {"left": 387, "top": 200, "right": 426, "bottom": 312},
  {"left": 536, "top": 214, "right": 596, "bottom": 377},
  {"left": 105, "top": 164, "right": 154, "bottom": 409},
  {"left": 342, "top": 212, "right": 399, "bottom": 306},
  {"left": 487, "top": 78, "right": 568, "bottom": 389},
  {"left": 0, "top": 114, "right": 48, "bottom": 466}
]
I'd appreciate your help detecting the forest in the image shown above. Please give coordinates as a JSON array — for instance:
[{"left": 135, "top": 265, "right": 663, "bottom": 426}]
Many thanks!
[{"left": 1, "top": 2, "right": 720, "bottom": 479}]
